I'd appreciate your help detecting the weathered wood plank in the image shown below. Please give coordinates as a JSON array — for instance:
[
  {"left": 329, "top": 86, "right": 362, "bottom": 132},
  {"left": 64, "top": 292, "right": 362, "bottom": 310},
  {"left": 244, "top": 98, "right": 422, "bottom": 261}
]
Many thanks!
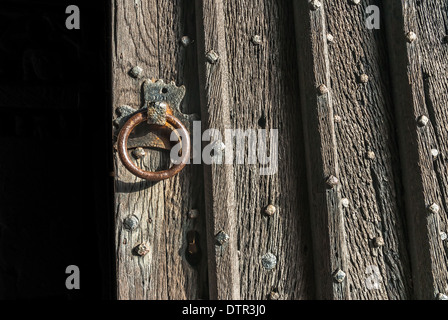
[
  {"left": 322, "top": 0, "right": 413, "bottom": 300},
  {"left": 112, "top": 0, "right": 207, "bottom": 300},
  {"left": 222, "top": 0, "right": 314, "bottom": 300},
  {"left": 195, "top": 0, "right": 241, "bottom": 300},
  {"left": 295, "top": 0, "right": 413, "bottom": 299},
  {"left": 293, "top": 0, "right": 349, "bottom": 300},
  {"left": 384, "top": 0, "right": 448, "bottom": 299}
]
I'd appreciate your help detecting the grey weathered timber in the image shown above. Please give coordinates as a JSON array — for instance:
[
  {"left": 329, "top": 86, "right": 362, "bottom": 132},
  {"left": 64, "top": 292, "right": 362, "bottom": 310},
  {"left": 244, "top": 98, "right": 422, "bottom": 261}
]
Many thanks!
[
  {"left": 383, "top": 0, "right": 448, "bottom": 299},
  {"left": 110, "top": 0, "right": 448, "bottom": 301},
  {"left": 195, "top": 0, "right": 241, "bottom": 300},
  {"left": 112, "top": 0, "right": 207, "bottom": 300},
  {"left": 294, "top": 0, "right": 413, "bottom": 299},
  {"left": 293, "top": 0, "right": 349, "bottom": 300},
  {"left": 223, "top": 0, "right": 314, "bottom": 300},
  {"left": 323, "top": 0, "right": 412, "bottom": 300}
]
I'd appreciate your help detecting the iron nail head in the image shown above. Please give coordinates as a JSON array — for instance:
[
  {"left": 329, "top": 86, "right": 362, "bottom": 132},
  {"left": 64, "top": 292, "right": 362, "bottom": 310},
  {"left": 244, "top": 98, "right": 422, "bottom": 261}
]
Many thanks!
[
  {"left": 261, "top": 253, "right": 277, "bottom": 270},
  {"left": 334, "top": 269, "right": 346, "bottom": 283},
  {"left": 136, "top": 243, "right": 150, "bottom": 256},
  {"left": 130, "top": 66, "right": 143, "bottom": 78},
  {"left": 326, "top": 175, "right": 339, "bottom": 188},
  {"left": 406, "top": 31, "right": 417, "bottom": 43},
  {"left": 215, "top": 231, "right": 229, "bottom": 245},
  {"left": 309, "top": 0, "right": 322, "bottom": 10},
  {"left": 206, "top": 50, "right": 220, "bottom": 64}
]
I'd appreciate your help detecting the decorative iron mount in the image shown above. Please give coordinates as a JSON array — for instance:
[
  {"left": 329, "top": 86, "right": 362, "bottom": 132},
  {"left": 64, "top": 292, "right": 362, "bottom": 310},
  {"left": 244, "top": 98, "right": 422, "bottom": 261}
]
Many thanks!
[{"left": 114, "top": 79, "right": 199, "bottom": 181}]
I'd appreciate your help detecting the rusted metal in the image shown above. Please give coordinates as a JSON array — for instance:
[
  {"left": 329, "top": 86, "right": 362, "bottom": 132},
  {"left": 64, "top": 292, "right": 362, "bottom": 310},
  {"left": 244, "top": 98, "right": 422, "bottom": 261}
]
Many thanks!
[
  {"left": 185, "top": 231, "right": 202, "bottom": 266},
  {"left": 113, "top": 79, "right": 199, "bottom": 150},
  {"left": 135, "top": 243, "right": 150, "bottom": 256},
  {"left": 117, "top": 111, "right": 191, "bottom": 181},
  {"left": 147, "top": 101, "right": 168, "bottom": 126},
  {"left": 187, "top": 231, "right": 199, "bottom": 255}
]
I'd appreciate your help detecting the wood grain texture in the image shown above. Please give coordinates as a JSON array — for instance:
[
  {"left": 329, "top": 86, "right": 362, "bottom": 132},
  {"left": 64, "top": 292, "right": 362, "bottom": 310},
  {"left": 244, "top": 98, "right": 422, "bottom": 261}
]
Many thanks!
[
  {"left": 295, "top": 0, "right": 413, "bottom": 299},
  {"left": 195, "top": 0, "right": 241, "bottom": 300},
  {"left": 223, "top": 0, "right": 314, "bottom": 300},
  {"left": 294, "top": 0, "right": 349, "bottom": 300},
  {"left": 322, "top": 1, "right": 412, "bottom": 300},
  {"left": 112, "top": 0, "right": 207, "bottom": 300},
  {"left": 383, "top": 0, "right": 448, "bottom": 299},
  {"left": 110, "top": 0, "right": 448, "bottom": 300}
]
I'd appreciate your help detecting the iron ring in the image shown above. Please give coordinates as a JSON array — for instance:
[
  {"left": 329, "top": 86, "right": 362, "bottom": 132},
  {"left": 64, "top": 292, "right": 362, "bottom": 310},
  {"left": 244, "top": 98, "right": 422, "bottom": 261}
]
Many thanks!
[{"left": 117, "top": 111, "right": 190, "bottom": 181}]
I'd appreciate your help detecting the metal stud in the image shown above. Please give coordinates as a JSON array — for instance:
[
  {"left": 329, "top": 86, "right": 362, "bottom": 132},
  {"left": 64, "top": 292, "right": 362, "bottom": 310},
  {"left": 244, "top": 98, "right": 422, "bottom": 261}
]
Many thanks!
[
  {"left": 428, "top": 203, "right": 440, "bottom": 214},
  {"left": 251, "top": 35, "right": 262, "bottom": 45},
  {"left": 129, "top": 66, "right": 143, "bottom": 78},
  {"left": 123, "top": 215, "right": 139, "bottom": 231},
  {"left": 264, "top": 204, "right": 277, "bottom": 216},
  {"left": 349, "top": 0, "right": 361, "bottom": 4},
  {"left": 436, "top": 293, "right": 448, "bottom": 300},
  {"left": 417, "top": 115, "right": 429, "bottom": 127},
  {"left": 327, "top": 34, "right": 334, "bottom": 43},
  {"left": 206, "top": 50, "right": 219, "bottom": 64},
  {"left": 188, "top": 209, "right": 199, "bottom": 219},
  {"left": 334, "top": 115, "right": 342, "bottom": 123},
  {"left": 180, "top": 36, "right": 192, "bottom": 47},
  {"left": 440, "top": 232, "right": 447, "bottom": 241},
  {"left": 431, "top": 149, "right": 439, "bottom": 159},
  {"left": 318, "top": 84, "right": 329, "bottom": 95},
  {"left": 269, "top": 291, "right": 280, "bottom": 300},
  {"left": 309, "top": 0, "right": 322, "bottom": 10},
  {"left": 136, "top": 243, "right": 150, "bottom": 256},
  {"left": 359, "top": 74, "right": 369, "bottom": 84},
  {"left": 326, "top": 175, "right": 339, "bottom": 188},
  {"left": 215, "top": 231, "right": 229, "bottom": 245},
  {"left": 406, "top": 31, "right": 417, "bottom": 43},
  {"left": 373, "top": 237, "right": 385, "bottom": 248},
  {"left": 261, "top": 253, "right": 277, "bottom": 270},
  {"left": 341, "top": 198, "right": 350, "bottom": 208},
  {"left": 333, "top": 269, "right": 346, "bottom": 283},
  {"left": 366, "top": 151, "right": 376, "bottom": 160}
]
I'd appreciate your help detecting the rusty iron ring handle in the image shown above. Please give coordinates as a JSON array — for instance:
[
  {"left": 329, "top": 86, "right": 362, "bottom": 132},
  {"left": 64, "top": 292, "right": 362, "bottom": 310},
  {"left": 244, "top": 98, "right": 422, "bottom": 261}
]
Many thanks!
[{"left": 117, "top": 111, "right": 190, "bottom": 181}]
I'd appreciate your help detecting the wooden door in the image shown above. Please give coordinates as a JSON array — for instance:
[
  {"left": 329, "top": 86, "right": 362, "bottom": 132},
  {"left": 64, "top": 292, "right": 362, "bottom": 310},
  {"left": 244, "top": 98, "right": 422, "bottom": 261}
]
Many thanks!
[{"left": 111, "top": 0, "right": 448, "bottom": 300}]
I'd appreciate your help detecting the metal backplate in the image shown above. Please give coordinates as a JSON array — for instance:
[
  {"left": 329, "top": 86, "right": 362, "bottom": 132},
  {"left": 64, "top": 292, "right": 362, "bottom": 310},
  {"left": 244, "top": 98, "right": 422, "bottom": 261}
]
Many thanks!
[{"left": 113, "top": 79, "right": 199, "bottom": 150}]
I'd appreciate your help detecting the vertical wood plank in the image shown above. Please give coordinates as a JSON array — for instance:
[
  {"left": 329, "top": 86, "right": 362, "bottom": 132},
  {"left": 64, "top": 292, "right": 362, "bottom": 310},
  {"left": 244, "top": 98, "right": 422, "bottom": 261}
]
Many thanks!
[
  {"left": 223, "top": 0, "right": 315, "bottom": 299},
  {"left": 112, "top": 0, "right": 207, "bottom": 300},
  {"left": 195, "top": 0, "right": 241, "bottom": 300},
  {"left": 322, "top": 1, "right": 412, "bottom": 300},
  {"left": 383, "top": 0, "right": 448, "bottom": 299},
  {"left": 293, "top": 0, "right": 349, "bottom": 300},
  {"left": 294, "top": 0, "right": 413, "bottom": 299}
]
